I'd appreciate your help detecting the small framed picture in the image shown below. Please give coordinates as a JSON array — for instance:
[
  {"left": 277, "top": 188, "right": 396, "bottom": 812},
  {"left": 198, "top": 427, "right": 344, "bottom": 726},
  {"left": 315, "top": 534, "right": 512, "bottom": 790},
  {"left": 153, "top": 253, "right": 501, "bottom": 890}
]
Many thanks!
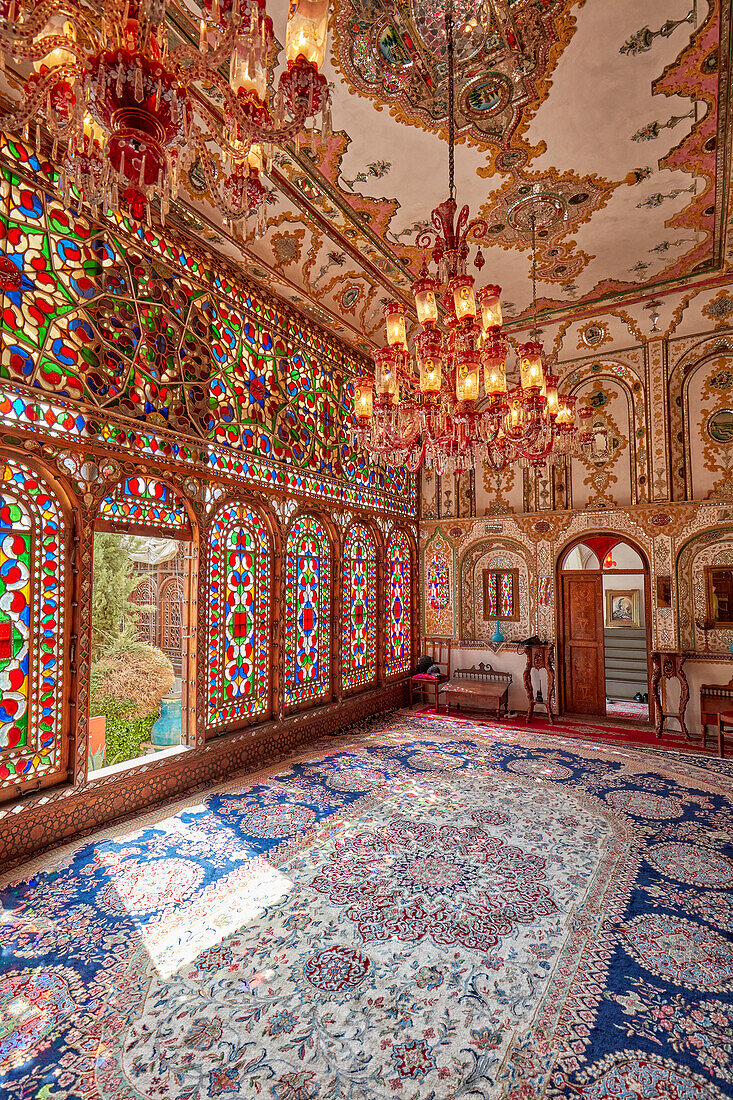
[{"left": 605, "top": 589, "right": 640, "bottom": 628}]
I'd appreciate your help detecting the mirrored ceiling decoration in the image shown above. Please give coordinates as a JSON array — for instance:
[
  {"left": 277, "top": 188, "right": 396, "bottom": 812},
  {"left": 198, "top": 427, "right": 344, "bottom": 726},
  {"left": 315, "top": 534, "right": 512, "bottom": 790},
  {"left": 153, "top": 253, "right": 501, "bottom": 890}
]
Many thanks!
[{"left": 334, "top": 0, "right": 578, "bottom": 148}]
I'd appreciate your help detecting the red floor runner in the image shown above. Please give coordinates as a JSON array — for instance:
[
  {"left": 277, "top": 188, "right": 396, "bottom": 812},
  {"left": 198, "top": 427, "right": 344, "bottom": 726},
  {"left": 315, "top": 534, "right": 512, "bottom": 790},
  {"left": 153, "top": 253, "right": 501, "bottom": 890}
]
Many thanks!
[{"left": 409, "top": 705, "right": 714, "bottom": 756}]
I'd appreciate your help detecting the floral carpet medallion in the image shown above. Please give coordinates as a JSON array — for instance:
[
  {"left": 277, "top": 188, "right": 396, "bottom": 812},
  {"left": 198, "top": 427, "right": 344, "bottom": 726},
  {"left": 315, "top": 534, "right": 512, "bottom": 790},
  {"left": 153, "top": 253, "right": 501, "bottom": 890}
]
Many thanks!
[{"left": 1, "top": 713, "right": 733, "bottom": 1099}]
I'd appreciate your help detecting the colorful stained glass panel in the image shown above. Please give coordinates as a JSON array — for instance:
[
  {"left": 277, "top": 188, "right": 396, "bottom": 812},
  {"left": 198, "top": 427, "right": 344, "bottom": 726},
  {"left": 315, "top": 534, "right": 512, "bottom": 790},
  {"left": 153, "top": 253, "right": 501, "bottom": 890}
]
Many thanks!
[
  {"left": 284, "top": 515, "right": 332, "bottom": 707},
  {"left": 0, "top": 459, "right": 66, "bottom": 789},
  {"left": 386, "top": 529, "right": 411, "bottom": 677},
  {"left": 99, "top": 476, "right": 190, "bottom": 533},
  {"left": 206, "top": 501, "right": 271, "bottom": 727},
  {"left": 342, "top": 524, "right": 377, "bottom": 691}
]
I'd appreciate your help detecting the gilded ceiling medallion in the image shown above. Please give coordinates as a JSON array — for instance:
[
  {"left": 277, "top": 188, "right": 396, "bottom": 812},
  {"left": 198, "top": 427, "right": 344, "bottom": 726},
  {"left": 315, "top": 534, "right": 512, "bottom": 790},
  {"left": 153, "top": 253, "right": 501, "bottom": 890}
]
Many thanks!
[{"left": 334, "top": 0, "right": 579, "bottom": 147}]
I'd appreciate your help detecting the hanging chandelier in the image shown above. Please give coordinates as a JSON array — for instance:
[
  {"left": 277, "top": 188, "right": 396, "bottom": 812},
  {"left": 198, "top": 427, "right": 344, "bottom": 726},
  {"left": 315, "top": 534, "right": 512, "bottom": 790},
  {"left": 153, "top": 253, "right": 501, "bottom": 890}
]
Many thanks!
[
  {"left": 349, "top": 0, "right": 589, "bottom": 476},
  {"left": 0, "top": 0, "right": 331, "bottom": 229}
]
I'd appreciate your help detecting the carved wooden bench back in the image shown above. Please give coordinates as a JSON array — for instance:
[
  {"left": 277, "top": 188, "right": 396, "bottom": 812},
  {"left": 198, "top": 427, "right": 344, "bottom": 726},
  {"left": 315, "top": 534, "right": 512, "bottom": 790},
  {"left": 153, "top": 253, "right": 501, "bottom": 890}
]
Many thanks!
[{"left": 452, "top": 662, "right": 512, "bottom": 687}]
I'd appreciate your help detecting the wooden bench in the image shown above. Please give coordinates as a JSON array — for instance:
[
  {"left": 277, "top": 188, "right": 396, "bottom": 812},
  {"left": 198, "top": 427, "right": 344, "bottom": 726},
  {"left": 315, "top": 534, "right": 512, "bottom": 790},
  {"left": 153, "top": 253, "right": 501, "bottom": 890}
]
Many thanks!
[
  {"left": 442, "top": 662, "right": 512, "bottom": 720},
  {"left": 700, "top": 676, "right": 733, "bottom": 756}
]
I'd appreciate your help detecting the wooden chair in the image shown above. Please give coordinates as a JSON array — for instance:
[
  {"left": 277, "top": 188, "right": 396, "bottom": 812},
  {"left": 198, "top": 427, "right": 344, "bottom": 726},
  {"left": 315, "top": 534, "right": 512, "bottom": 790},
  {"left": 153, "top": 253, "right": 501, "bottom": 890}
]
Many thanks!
[{"left": 409, "top": 639, "right": 452, "bottom": 713}]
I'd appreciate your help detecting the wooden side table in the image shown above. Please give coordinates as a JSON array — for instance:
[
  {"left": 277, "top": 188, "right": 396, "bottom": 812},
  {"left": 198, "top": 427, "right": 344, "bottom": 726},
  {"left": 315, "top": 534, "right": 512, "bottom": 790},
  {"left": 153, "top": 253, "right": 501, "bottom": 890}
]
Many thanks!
[
  {"left": 651, "top": 651, "right": 692, "bottom": 740},
  {"left": 523, "top": 643, "right": 555, "bottom": 723}
]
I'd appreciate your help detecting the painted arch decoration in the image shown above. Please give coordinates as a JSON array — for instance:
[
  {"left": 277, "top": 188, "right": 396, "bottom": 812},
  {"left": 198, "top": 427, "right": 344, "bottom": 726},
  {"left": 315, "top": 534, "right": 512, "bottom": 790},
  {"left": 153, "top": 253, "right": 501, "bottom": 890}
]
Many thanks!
[
  {"left": 0, "top": 458, "right": 66, "bottom": 790},
  {"left": 341, "top": 523, "right": 378, "bottom": 691},
  {"left": 386, "top": 528, "right": 411, "bottom": 677},
  {"left": 206, "top": 500, "right": 272, "bottom": 729},
  {"left": 284, "top": 514, "right": 332, "bottom": 708}
]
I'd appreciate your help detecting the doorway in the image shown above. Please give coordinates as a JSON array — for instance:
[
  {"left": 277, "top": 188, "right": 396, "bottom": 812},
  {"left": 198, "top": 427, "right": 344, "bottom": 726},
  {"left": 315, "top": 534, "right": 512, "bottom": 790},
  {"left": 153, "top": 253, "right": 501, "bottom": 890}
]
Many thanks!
[{"left": 559, "top": 538, "right": 651, "bottom": 722}]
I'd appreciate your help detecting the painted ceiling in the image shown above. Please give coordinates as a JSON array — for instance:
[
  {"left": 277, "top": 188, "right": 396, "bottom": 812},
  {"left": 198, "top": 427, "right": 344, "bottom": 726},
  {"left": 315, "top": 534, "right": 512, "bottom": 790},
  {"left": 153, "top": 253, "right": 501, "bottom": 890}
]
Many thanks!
[{"left": 3, "top": 0, "right": 731, "bottom": 356}]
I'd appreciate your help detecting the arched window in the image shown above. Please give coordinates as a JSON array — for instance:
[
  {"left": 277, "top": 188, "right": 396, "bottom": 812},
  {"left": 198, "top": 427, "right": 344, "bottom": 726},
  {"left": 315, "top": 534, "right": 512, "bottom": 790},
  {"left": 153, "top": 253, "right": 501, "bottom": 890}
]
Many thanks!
[
  {"left": 342, "top": 523, "right": 377, "bottom": 691},
  {"left": 0, "top": 459, "right": 67, "bottom": 794},
  {"left": 207, "top": 500, "right": 272, "bottom": 728},
  {"left": 386, "top": 528, "right": 411, "bottom": 677},
  {"left": 284, "top": 515, "right": 332, "bottom": 708}
]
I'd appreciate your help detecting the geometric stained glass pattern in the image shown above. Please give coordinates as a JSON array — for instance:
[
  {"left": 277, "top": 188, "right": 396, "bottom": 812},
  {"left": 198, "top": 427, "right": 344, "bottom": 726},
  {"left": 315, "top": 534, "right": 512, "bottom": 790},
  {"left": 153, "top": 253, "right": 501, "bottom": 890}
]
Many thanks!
[
  {"left": 0, "top": 137, "right": 410, "bottom": 504},
  {"left": 341, "top": 523, "right": 377, "bottom": 691},
  {"left": 0, "top": 458, "right": 66, "bottom": 789},
  {"left": 386, "top": 528, "right": 411, "bottom": 677},
  {"left": 206, "top": 501, "right": 272, "bottom": 728},
  {"left": 98, "top": 476, "right": 191, "bottom": 533},
  {"left": 284, "top": 515, "right": 332, "bottom": 708}
]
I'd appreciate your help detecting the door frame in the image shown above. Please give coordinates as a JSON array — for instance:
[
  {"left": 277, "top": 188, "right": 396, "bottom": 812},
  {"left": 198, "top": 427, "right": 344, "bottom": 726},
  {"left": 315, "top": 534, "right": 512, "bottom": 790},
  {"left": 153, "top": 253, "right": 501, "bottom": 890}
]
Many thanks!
[{"left": 555, "top": 533, "right": 653, "bottom": 720}]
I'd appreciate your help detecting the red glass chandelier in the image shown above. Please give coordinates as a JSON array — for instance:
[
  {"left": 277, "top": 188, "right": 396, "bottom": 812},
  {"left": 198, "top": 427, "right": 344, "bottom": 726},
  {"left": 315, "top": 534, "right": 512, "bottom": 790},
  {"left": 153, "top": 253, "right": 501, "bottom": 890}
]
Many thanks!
[
  {"left": 0, "top": 0, "right": 331, "bottom": 229},
  {"left": 350, "top": 1, "right": 587, "bottom": 476}
]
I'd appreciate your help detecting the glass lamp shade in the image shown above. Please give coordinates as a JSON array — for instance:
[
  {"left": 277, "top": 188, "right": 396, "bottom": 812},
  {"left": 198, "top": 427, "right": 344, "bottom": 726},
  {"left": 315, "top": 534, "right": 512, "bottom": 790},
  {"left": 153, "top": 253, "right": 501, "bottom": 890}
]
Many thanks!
[
  {"left": 518, "top": 341, "right": 544, "bottom": 392},
  {"left": 230, "top": 38, "right": 268, "bottom": 100},
  {"left": 248, "top": 143, "right": 264, "bottom": 172},
  {"left": 412, "top": 275, "right": 439, "bottom": 327},
  {"left": 35, "top": 19, "right": 76, "bottom": 71},
  {"left": 507, "top": 393, "right": 525, "bottom": 431},
  {"left": 481, "top": 329, "right": 507, "bottom": 395},
  {"left": 286, "top": 0, "right": 329, "bottom": 69},
  {"left": 383, "top": 301, "right": 407, "bottom": 348},
  {"left": 545, "top": 374, "right": 559, "bottom": 417},
  {"left": 556, "top": 393, "right": 576, "bottom": 428},
  {"left": 375, "top": 347, "right": 398, "bottom": 397},
  {"left": 450, "top": 275, "right": 477, "bottom": 322},
  {"left": 477, "top": 284, "right": 502, "bottom": 334},
  {"left": 416, "top": 332, "right": 442, "bottom": 393},
  {"left": 456, "top": 351, "right": 480, "bottom": 403},
  {"left": 482, "top": 354, "right": 507, "bottom": 397},
  {"left": 353, "top": 377, "right": 374, "bottom": 421}
]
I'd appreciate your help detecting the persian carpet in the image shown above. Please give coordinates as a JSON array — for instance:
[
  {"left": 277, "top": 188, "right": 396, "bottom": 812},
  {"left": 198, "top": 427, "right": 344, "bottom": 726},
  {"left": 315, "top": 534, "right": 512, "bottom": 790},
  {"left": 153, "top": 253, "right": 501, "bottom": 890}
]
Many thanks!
[{"left": 2, "top": 713, "right": 733, "bottom": 1100}]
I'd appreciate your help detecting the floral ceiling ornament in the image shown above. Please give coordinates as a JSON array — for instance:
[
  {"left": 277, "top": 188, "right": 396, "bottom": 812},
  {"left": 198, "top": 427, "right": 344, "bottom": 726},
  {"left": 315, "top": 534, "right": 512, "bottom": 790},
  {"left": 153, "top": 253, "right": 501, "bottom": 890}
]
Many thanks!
[
  {"left": 632, "top": 109, "right": 696, "bottom": 142},
  {"left": 0, "top": 0, "right": 332, "bottom": 229},
  {"left": 620, "top": 8, "right": 696, "bottom": 56},
  {"left": 349, "top": 0, "right": 596, "bottom": 478}
]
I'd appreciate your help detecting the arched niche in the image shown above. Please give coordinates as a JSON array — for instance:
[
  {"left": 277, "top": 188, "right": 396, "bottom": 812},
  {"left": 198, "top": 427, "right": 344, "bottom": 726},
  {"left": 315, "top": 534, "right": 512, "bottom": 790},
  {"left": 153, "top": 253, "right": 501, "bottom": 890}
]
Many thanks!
[
  {"left": 567, "top": 373, "right": 641, "bottom": 509},
  {"left": 678, "top": 352, "right": 733, "bottom": 501},
  {"left": 676, "top": 527, "right": 733, "bottom": 652},
  {"left": 459, "top": 538, "right": 531, "bottom": 641}
]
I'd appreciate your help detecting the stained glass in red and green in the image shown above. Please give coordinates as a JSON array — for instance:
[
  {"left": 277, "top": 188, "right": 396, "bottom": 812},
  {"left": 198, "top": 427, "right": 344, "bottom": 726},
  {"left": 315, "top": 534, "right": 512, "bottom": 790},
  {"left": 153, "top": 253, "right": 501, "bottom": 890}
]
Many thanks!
[
  {"left": 206, "top": 501, "right": 271, "bottom": 728},
  {"left": 0, "top": 459, "right": 66, "bottom": 789},
  {"left": 386, "top": 528, "right": 411, "bottom": 677},
  {"left": 0, "top": 140, "right": 412, "bottom": 503},
  {"left": 500, "top": 572, "right": 514, "bottom": 618},
  {"left": 342, "top": 524, "right": 377, "bottom": 691},
  {"left": 284, "top": 515, "right": 331, "bottom": 707},
  {"left": 99, "top": 476, "right": 190, "bottom": 532}
]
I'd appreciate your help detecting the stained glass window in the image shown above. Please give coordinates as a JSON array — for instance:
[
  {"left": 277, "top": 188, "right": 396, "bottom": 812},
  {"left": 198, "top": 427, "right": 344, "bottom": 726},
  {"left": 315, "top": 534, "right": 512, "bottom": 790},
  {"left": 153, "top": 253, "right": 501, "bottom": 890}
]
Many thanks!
[
  {"left": 284, "top": 515, "right": 332, "bottom": 707},
  {"left": 342, "top": 524, "right": 377, "bottom": 691},
  {"left": 427, "top": 559, "right": 449, "bottom": 610},
  {"left": 0, "top": 139, "right": 413, "bottom": 507},
  {"left": 0, "top": 458, "right": 66, "bottom": 791},
  {"left": 482, "top": 569, "right": 519, "bottom": 622},
  {"left": 386, "top": 528, "right": 411, "bottom": 677},
  {"left": 99, "top": 476, "right": 191, "bottom": 533},
  {"left": 206, "top": 501, "right": 272, "bottom": 728}
]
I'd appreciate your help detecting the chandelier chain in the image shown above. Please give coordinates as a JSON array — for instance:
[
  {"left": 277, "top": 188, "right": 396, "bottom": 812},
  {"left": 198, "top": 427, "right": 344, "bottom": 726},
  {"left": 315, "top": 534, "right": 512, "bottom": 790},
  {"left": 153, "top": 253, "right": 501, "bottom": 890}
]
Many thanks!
[
  {"left": 446, "top": 0, "right": 455, "bottom": 204},
  {"left": 531, "top": 214, "right": 538, "bottom": 338}
]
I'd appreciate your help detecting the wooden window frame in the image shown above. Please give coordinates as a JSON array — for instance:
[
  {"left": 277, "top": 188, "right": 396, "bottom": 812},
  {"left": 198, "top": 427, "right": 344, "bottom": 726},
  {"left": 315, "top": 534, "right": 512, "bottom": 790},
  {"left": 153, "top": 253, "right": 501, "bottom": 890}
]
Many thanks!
[{"left": 482, "top": 568, "right": 519, "bottom": 622}]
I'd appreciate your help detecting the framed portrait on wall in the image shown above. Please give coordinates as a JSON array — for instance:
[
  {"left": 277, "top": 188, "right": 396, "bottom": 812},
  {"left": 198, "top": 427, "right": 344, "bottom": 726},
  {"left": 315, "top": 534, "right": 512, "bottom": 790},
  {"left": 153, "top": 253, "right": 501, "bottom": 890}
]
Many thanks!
[{"left": 605, "top": 589, "right": 640, "bottom": 628}]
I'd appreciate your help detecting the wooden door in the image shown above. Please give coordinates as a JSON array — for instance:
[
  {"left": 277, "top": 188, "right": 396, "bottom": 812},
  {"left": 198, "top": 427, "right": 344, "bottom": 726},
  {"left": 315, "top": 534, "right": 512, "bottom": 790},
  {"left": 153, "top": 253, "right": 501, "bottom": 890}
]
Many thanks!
[{"left": 562, "top": 574, "right": 606, "bottom": 715}]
